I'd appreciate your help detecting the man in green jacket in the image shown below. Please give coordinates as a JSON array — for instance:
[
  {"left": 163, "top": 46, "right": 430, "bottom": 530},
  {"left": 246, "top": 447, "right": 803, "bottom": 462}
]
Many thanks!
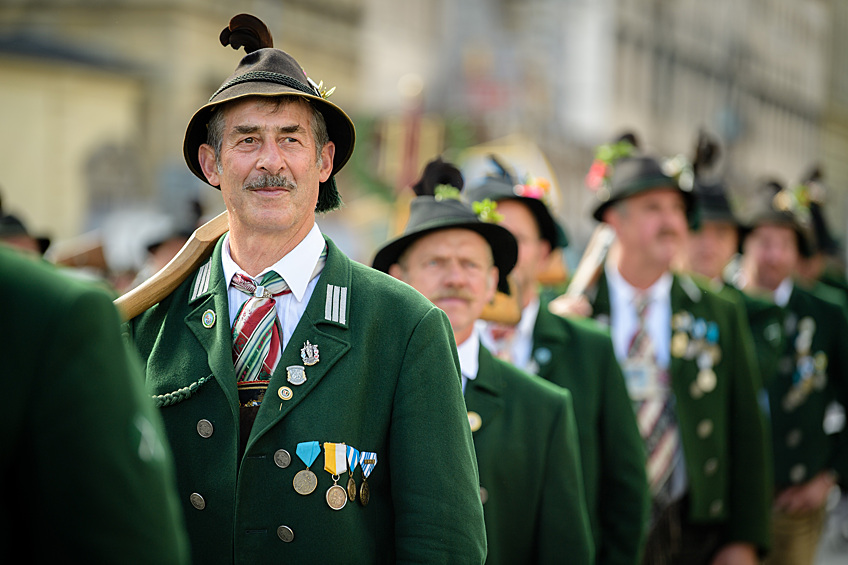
[
  {"left": 373, "top": 158, "right": 594, "bottom": 565},
  {"left": 0, "top": 246, "right": 190, "bottom": 564},
  {"left": 465, "top": 163, "right": 649, "bottom": 565},
  {"left": 128, "top": 15, "right": 485, "bottom": 564},
  {"left": 738, "top": 180, "right": 848, "bottom": 565},
  {"left": 562, "top": 154, "right": 772, "bottom": 564}
]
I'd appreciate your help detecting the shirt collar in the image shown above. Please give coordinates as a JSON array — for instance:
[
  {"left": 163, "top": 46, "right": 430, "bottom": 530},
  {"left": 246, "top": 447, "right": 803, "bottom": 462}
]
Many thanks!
[
  {"left": 222, "top": 222, "right": 324, "bottom": 301},
  {"left": 605, "top": 260, "right": 673, "bottom": 306},
  {"left": 774, "top": 277, "right": 794, "bottom": 307},
  {"left": 517, "top": 296, "right": 540, "bottom": 338},
  {"left": 456, "top": 327, "right": 481, "bottom": 381}
]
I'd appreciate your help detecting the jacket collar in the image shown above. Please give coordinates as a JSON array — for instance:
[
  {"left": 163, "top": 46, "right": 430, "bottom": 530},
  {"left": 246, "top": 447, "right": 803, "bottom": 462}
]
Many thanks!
[{"left": 464, "top": 345, "right": 506, "bottom": 434}]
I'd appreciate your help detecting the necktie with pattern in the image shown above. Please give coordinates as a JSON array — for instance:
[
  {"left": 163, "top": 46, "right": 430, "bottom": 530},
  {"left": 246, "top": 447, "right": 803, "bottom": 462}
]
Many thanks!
[
  {"left": 231, "top": 270, "right": 291, "bottom": 383},
  {"left": 627, "top": 294, "right": 681, "bottom": 505}
]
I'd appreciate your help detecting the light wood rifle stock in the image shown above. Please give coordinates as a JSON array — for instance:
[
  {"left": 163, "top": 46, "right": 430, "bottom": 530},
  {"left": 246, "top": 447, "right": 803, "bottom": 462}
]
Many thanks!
[
  {"left": 548, "top": 224, "right": 615, "bottom": 316},
  {"left": 115, "top": 211, "right": 229, "bottom": 320}
]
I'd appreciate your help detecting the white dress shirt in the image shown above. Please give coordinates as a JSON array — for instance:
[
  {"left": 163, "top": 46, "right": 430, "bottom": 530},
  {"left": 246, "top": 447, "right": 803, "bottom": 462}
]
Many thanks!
[
  {"left": 605, "top": 261, "right": 673, "bottom": 370},
  {"left": 222, "top": 222, "right": 325, "bottom": 351},
  {"left": 774, "top": 277, "right": 794, "bottom": 307},
  {"left": 477, "top": 296, "right": 539, "bottom": 372},
  {"left": 456, "top": 327, "right": 481, "bottom": 394}
]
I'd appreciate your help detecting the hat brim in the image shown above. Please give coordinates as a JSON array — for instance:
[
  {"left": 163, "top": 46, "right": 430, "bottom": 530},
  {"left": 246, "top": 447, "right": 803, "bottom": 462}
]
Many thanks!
[
  {"left": 373, "top": 221, "right": 518, "bottom": 295},
  {"left": 183, "top": 88, "right": 355, "bottom": 191},
  {"left": 593, "top": 178, "right": 696, "bottom": 222}
]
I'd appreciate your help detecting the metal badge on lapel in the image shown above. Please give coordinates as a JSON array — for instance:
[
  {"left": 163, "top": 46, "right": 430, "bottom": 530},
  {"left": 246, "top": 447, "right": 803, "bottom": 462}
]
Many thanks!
[
  {"left": 301, "top": 340, "right": 320, "bottom": 366},
  {"left": 467, "top": 411, "right": 482, "bottom": 432},
  {"left": 202, "top": 309, "right": 216, "bottom": 328},
  {"left": 287, "top": 366, "right": 307, "bottom": 386},
  {"left": 323, "top": 442, "right": 348, "bottom": 510}
]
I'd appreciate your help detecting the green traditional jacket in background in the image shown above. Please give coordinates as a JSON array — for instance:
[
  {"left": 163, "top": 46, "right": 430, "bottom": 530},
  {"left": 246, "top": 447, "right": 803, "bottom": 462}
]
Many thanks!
[
  {"left": 0, "top": 246, "right": 190, "bottom": 564},
  {"left": 531, "top": 302, "right": 649, "bottom": 565},
  {"left": 767, "top": 283, "right": 848, "bottom": 490},
  {"left": 466, "top": 345, "right": 594, "bottom": 565},
  {"left": 129, "top": 236, "right": 487, "bottom": 564},
  {"left": 589, "top": 272, "right": 773, "bottom": 554}
]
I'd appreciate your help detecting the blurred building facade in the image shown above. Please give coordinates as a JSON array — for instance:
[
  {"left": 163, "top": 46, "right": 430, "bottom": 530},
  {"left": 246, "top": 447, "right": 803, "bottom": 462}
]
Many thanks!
[{"left": 0, "top": 0, "right": 845, "bottom": 269}]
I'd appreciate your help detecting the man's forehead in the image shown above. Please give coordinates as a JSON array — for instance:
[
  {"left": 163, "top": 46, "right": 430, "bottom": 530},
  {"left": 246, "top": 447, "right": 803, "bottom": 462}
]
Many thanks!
[
  {"left": 409, "top": 229, "right": 492, "bottom": 257},
  {"left": 223, "top": 96, "right": 311, "bottom": 127}
]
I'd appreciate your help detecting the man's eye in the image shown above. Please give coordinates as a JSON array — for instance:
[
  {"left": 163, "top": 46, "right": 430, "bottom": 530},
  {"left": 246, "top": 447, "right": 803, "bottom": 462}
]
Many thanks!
[{"left": 242, "top": 137, "right": 256, "bottom": 144}]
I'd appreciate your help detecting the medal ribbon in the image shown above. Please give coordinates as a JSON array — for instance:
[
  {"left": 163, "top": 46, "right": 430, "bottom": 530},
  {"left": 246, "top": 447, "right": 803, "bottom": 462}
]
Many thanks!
[
  {"left": 296, "top": 441, "right": 321, "bottom": 468},
  {"left": 324, "top": 442, "right": 348, "bottom": 475},
  {"left": 346, "top": 445, "right": 360, "bottom": 474},
  {"left": 359, "top": 452, "right": 377, "bottom": 478}
]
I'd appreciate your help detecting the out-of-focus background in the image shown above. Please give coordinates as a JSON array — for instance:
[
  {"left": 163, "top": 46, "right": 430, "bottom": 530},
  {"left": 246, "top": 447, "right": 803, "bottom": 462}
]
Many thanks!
[{"left": 2, "top": 0, "right": 847, "bottom": 289}]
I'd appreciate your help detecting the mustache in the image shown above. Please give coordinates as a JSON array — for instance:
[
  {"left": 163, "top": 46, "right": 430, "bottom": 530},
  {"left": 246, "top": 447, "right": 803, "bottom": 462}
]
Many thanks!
[
  {"left": 244, "top": 174, "right": 297, "bottom": 191},
  {"left": 431, "top": 289, "right": 476, "bottom": 302}
]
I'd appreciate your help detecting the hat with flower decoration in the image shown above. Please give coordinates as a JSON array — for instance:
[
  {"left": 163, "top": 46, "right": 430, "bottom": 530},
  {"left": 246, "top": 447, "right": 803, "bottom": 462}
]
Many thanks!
[
  {"left": 372, "top": 157, "right": 518, "bottom": 294},
  {"left": 590, "top": 134, "right": 695, "bottom": 222},
  {"left": 743, "top": 179, "right": 817, "bottom": 257},
  {"left": 463, "top": 155, "right": 568, "bottom": 250},
  {"left": 183, "top": 14, "right": 355, "bottom": 213}
]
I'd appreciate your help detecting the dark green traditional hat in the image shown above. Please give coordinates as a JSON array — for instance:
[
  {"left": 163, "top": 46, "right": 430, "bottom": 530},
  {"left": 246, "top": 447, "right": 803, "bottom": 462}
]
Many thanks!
[
  {"left": 183, "top": 14, "right": 355, "bottom": 213},
  {"left": 801, "top": 165, "right": 838, "bottom": 254},
  {"left": 692, "top": 179, "right": 738, "bottom": 225},
  {"left": 372, "top": 158, "right": 518, "bottom": 294},
  {"left": 0, "top": 213, "right": 50, "bottom": 254},
  {"left": 463, "top": 155, "right": 568, "bottom": 250},
  {"left": 743, "top": 179, "right": 816, "bottom": 257},
  {"left": 592, "top": 155, "right": 695, "bottom": 221}
]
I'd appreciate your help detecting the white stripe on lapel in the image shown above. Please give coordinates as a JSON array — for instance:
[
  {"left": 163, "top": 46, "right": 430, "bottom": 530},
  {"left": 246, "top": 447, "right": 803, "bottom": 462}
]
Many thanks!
[
  {"left": 325, "top": 284, "right": 348, "bottom": 323},
  {"left": 191, "top": 259, "right": 212, "bottom": 301}
]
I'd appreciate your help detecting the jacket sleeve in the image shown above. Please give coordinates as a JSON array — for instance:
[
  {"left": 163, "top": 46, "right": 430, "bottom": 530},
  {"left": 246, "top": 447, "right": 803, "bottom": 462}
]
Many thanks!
[
  {"left": 597, "top": 338, "right": 651, "bottom": 565},
  {"left": 825, "top": 302, "right": 848, "bottom": 483},
  {"left": 536, "top": 389, "right": 596, "bottom": 565},
  {"left": 390, "top": 307, "right": 487, "bottom": 564}
]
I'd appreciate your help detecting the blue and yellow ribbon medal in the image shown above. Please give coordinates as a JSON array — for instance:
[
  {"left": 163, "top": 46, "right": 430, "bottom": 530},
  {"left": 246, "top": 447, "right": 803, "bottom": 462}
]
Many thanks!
[
  {"left": 324, "top": 442, "right": 349, "bottom": 510},
  {"left": 346, "top": 445, "right": 360, "bottom": 502},
  {"left": 358, "top": 452, "right": 377, "bottom": 506},
  {"left": 293, "top": 441, "right": 321, "bottom": 495}
]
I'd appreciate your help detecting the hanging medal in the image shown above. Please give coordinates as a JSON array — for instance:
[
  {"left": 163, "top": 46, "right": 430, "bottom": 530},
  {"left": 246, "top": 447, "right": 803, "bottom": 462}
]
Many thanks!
[
  {"left": 293, "top": 441, "right": 321, "bottom": 495},
  {"left": 358, "top": 452, "right": 377, "bottom": 507},
  {"left": 323, "top": 442, "right": 348, "bottom": 510},
  {"left": 346, "top": 445, "right": 360, "bottom": 502}
]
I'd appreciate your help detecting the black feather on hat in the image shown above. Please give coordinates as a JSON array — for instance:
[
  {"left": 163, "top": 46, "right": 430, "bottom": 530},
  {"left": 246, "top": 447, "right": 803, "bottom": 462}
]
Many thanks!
[
  {"left": 372, "top": 158, "right": 518, "bottom": 294},
  {"left": 183, "top": 14, "right": 355, "bottom": 213}
]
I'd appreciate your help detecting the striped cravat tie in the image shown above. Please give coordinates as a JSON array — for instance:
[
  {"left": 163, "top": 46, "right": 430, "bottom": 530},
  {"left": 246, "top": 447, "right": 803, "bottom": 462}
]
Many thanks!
[
  {"left": 628, "top": 294, "right": 681, "bottom": 505},
  {"left": 231, "top": 271, "right": 291, "bottom": 383}
]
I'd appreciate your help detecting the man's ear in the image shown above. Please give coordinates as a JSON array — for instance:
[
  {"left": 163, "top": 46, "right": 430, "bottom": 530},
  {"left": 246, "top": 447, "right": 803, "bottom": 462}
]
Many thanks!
[
  {"left": 318, "top": 141, "right": 336, "bottom": 182},
  {"left": 198, "top": 144, "right": 221, "bottom": 187}
]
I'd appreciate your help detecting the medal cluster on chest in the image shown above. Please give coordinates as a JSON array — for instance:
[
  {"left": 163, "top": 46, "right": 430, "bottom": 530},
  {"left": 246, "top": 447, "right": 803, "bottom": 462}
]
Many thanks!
[{"left": 291, "top": 441, "right": 377, "bottom": 510}]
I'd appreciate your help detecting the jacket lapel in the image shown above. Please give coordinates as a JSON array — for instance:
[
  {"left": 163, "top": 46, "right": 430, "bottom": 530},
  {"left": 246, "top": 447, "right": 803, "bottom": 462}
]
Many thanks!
[
  {"left": 184, "top": 236, "right": 240, "bottom": 415},
  {"left": 464, "top": 346, "right": 506, "bottom": 434},
  {"left": 248, "top": 237, "right": 353, "bottom": 445},
  {"left": 670, "top": 274, "right": 701, "bottom": 386}
]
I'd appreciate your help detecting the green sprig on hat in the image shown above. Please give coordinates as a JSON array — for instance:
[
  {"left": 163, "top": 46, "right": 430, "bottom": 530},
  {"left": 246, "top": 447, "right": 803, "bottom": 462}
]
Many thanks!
[
  {"left": 472, "top": 199, "right": 504, "bottom": 224},
  {"left": 434, "top": 184, "right": 462, "bottom": 202}
]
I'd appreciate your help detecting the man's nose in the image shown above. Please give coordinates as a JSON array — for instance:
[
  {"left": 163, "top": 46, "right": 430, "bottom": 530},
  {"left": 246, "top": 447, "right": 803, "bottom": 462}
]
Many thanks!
[{"left": 256, "top": 142, "right": 285, "bottom": 174}]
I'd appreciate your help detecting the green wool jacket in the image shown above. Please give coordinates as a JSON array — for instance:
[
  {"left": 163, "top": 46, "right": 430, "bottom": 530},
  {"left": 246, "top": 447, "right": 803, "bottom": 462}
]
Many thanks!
[
  {"left": 129, "top": 235, "right": 487, "bottom": 564},
  {"left": 466, "top": 344, "right": 594, "bottom": 565},
  {"left": 706, "top": 280, "right": 785, "bottom": 389},
  {"left": 589, "top": 272, "right": 773, "bottom": 553},
  {"left": 0, "top": 247, "right": 189, "bottom": 564},
  {"left": 531, "top": 302, "right": 649, "bottom": 565},
  {"left": 767, "top": 284, "right": 848, "bottom": 490}
]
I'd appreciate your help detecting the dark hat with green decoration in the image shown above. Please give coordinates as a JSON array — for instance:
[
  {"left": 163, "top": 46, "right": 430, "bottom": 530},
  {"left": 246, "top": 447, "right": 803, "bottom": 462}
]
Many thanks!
[
  {"left": 800, "top": 165, "right": 839, "bottom": 255},
  {"left": 743, "top": 179, "right": 816, "bottom": 257},
  {"left": 689, "top": 130, "right": 737, "bottom": 226},
  {"left": 463, "top": 155, "right": 568, "bottom": 250},
  {"left": 372, "top": 158, "right": 518, "bottom": 294},
  {"left": 592, "top": 153, "right": 696, "bottom": 222},
  {"left": 183, "top": 14, "right": 355, "bottom": 213}
]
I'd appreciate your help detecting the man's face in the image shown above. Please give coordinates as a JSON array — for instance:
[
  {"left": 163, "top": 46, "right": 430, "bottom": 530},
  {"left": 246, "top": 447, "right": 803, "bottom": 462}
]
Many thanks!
[
  {"left": 605, "top": 188, "right": 688, "bottom": 271},
  {"left": 389, "top": 229, "right": 498, "bottom": 344},
  {"left": 198, "top": 97, "right": 335, "bottom": 238},
  {"left": 743, "top": 224, "right": 799, "bottom": 291},
  {"left": 687, "top": 220, "right": 739, "bottom": 280},
  {"left": 495, "top": 199, "right": 550, "bottom": 303}
]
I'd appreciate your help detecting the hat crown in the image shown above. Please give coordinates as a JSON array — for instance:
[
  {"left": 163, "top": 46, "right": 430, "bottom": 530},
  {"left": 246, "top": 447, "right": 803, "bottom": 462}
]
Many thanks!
[
  {"left": 609, "top": 156, "right": 675, "bottom": 192},
  {"left": 211, "top": 49, "right": 313, "bottom": 103}
]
